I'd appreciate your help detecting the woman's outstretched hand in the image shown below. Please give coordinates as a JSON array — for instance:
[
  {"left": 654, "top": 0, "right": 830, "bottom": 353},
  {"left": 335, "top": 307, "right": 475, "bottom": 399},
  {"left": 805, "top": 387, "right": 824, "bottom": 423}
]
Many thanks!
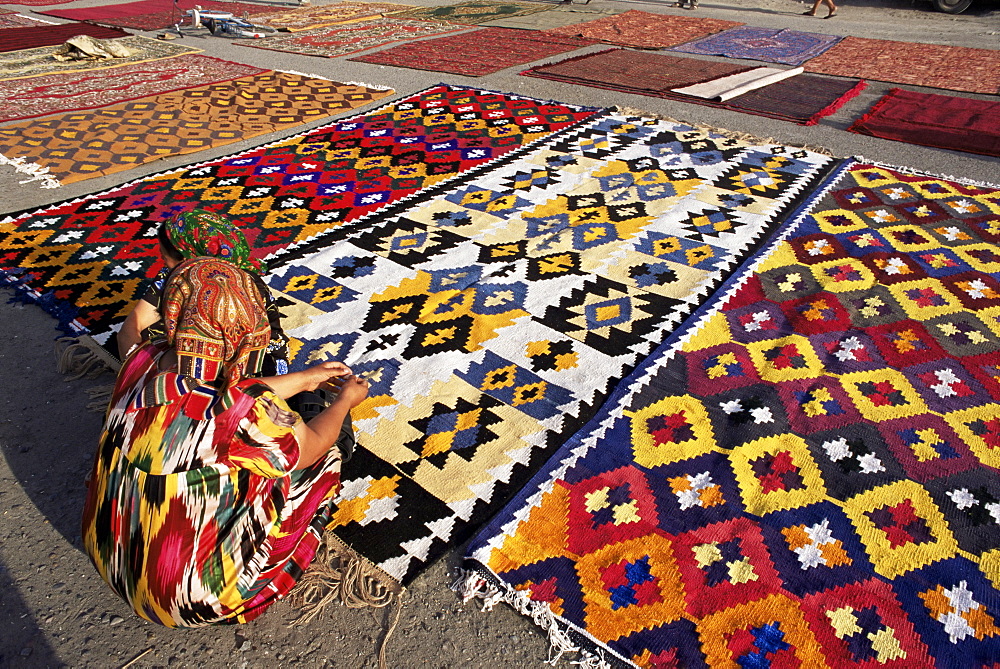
[
  {"left": 259, "top": 361, "right": 352, "bottom": 400},
  {"left": 330, "top": 375, "right": 369, "bottom": 409},
  {"left": 299, "top": 361, "right": 352, "bottom": 392},
  {"left": 293, "top": 372, "right": 369, "bottom": 470}
]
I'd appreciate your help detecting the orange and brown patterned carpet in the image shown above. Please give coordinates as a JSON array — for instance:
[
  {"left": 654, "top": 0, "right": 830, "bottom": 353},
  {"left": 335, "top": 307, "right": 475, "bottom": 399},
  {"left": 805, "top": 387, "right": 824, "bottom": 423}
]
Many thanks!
[{"left": 0, "top": 72, "right": 393, "bottom": 185}]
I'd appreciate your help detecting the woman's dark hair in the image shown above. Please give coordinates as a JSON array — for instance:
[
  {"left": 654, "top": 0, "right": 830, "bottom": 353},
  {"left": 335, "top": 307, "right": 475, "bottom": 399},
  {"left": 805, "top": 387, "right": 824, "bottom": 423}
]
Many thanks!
[{"left": 157, "top": 221, "right": 183, "bottom": 262}]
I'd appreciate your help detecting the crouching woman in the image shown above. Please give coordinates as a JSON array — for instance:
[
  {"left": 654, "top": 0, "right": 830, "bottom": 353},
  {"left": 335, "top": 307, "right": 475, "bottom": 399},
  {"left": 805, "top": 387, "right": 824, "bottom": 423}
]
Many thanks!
[{"left": 82, "top": 256, "right": 367, "bottom": 627}]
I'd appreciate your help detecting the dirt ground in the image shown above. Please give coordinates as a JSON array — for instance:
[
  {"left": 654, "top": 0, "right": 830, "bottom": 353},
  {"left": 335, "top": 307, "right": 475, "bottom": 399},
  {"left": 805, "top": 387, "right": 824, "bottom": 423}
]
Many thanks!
[{"left": 0, "top": 0, "right": 998, "bottom": 666}]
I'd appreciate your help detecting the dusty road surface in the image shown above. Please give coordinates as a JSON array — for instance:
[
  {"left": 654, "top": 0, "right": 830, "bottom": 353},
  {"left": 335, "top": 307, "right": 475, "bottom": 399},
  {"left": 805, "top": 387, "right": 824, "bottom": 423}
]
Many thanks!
[{"left": 1, "top": 0, "right": 998, "bottom": 665}]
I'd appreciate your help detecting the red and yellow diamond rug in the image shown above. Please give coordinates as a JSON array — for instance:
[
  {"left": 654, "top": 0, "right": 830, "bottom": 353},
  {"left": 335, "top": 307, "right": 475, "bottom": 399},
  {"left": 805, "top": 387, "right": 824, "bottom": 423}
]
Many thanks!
[
  {"left": 267, "top": 113, "right": 835, "bottom": 586},
  {"left": 0, "top": 85, "right": 598, "bottom": 337},
  {"left": 463, "top": 160, "right": 1000, "bottom": 668}
]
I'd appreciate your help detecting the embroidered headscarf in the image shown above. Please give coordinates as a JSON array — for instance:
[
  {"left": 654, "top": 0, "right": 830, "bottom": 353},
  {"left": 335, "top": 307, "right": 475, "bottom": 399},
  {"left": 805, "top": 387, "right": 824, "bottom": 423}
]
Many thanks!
[
  {"left": 162, "top": 258, "right": 270, "bottom": 387},
  {"left": 164, "top": 209, "right": 265, "bottom": 274}
]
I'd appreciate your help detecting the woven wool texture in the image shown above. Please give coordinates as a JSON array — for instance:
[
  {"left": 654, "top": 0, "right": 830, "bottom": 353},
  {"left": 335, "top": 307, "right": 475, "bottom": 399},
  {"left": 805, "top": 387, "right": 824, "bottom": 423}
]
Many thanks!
[
  {"left": 240, "top": 17, "right": 464, "bottom": 59},
  {"left": 465, "top": 160, "right": 1000, "bottom": 667},
  {"left": 0, "top": 36, "right": 200, "bottom": 81},
  {"left": 669, "top": 26, "right": 843, "bottom": 67},
  {"left": 0, "top": 54, "right": 266, "bottom": 122},
  {"left": 349, "top": 27, "right": 595, "bottom": 76},
  {"left": 267, "top": 113, "right": 835, "bottom": 585},
  {"left": 848, "top": 88, "right": 1000, "bottom": 158},
  {"left": 252, "top": 1, "right": 415, "bottom": 32},
  {"left": 544, "top": 10, "right": 742, "bottom": 49},
  {"left": 0, "top": 72, "right": 392, "bottom": 186},
  {"left": 0, "top": 85, "right": 596, "bottom": 336},
  {"left": 804, "top": 36, "right": 1000, "bottom": 95}
]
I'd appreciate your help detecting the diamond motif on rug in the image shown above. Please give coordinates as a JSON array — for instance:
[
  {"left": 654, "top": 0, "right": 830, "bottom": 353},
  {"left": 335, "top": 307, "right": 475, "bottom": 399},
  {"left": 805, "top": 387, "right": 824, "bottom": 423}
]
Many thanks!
[{"left": 465, "top": 161, "right": 1000, "bottom": 666}]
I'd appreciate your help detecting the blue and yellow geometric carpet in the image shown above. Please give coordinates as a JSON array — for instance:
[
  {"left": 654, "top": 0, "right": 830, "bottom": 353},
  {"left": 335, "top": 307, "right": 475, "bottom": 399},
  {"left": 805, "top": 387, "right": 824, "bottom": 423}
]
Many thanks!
[{"left": 272, "top": 113, "right": 835, "bottom": 585}]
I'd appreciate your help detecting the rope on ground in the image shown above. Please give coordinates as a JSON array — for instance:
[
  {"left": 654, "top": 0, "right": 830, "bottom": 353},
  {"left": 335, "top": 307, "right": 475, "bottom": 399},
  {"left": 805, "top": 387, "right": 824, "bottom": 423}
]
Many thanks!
[
  {"left": 55, "top": 336, "right": 119, "bottom": 380},
  {"left": 289, "top": 532, "right": 405, "bottom": 669}
]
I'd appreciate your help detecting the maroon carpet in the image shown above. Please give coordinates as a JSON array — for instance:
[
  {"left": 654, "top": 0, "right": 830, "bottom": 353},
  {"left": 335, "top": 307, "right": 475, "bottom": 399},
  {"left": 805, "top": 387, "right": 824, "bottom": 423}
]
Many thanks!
[
  {"left": 350, "top": 27, "right": 595, "bottom": 77},
  {"left": 0, "top": 23, "right": 128, "bottom": 52},
  {"left": 849, "top": 87, "right": 1000, "bottom": 157},
  {"left": 40, "top": 0, "right": 275, "bottom": 30},
  {"left": 521, "top": 49, "right": 865, "bottom": 125},
  {"left": 521, "top": 48, "right": 752, "bottom": 93}
]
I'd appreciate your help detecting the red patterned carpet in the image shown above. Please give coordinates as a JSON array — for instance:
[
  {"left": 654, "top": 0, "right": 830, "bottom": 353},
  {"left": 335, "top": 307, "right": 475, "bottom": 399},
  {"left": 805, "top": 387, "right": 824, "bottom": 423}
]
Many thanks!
[
  {"left": 350, "top": 27, "right": 594, "bottom": 76},
  {"left": 805, "top": 36, "right": 1000, "bottom": 95},
  {"left": 40, "top": 0, "right": 276, "bottom": 30},
  {"left": 544, "top": 9, "right": 741, "bottom": 49}
]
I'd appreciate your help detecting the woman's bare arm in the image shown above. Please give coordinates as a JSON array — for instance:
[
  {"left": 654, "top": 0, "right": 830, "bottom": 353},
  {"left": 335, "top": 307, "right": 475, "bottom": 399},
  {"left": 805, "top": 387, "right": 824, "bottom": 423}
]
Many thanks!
[
  {"left": 293, "top": 376, "right": 369, "bottom": 470},
  {"left": 118, "top": 299, "right": 161, "bottom": 359},
  {"left": 258, "top": 361, "right": 352, "bottom": 400}
]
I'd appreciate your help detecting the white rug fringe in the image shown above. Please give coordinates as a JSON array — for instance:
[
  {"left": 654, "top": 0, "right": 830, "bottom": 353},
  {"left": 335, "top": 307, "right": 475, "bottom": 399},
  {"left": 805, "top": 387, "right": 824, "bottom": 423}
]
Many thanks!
[
  {"left": 452, "top": 569, "right": 611, "bottom": 668},
  {"left": 0, "top": 153, "right": 62, "bottom": 189}
]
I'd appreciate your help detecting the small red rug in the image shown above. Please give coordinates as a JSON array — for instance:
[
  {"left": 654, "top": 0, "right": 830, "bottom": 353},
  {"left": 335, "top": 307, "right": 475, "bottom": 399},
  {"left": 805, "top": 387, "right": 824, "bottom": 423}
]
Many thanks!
[
  {"left": 41, "top": 0, "right": 276, "bottom": 30},
  {"left": 350, "top": 27, "right": 594, "bottom": 76},
  {"left": 848, "top": 87, "right": 1000, "bottom": 157},
  {"left": 544, "top": 9, "right": 741, "bottom": 49},
  {"left": 522, "top": 49, "right": 865, "bottom": 125},
  {"left": 0, "top": 23, "right": 128, "bottom": 52},
  {"left": 805, "top": 36, "right": 1000, "bottom": 95}
]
